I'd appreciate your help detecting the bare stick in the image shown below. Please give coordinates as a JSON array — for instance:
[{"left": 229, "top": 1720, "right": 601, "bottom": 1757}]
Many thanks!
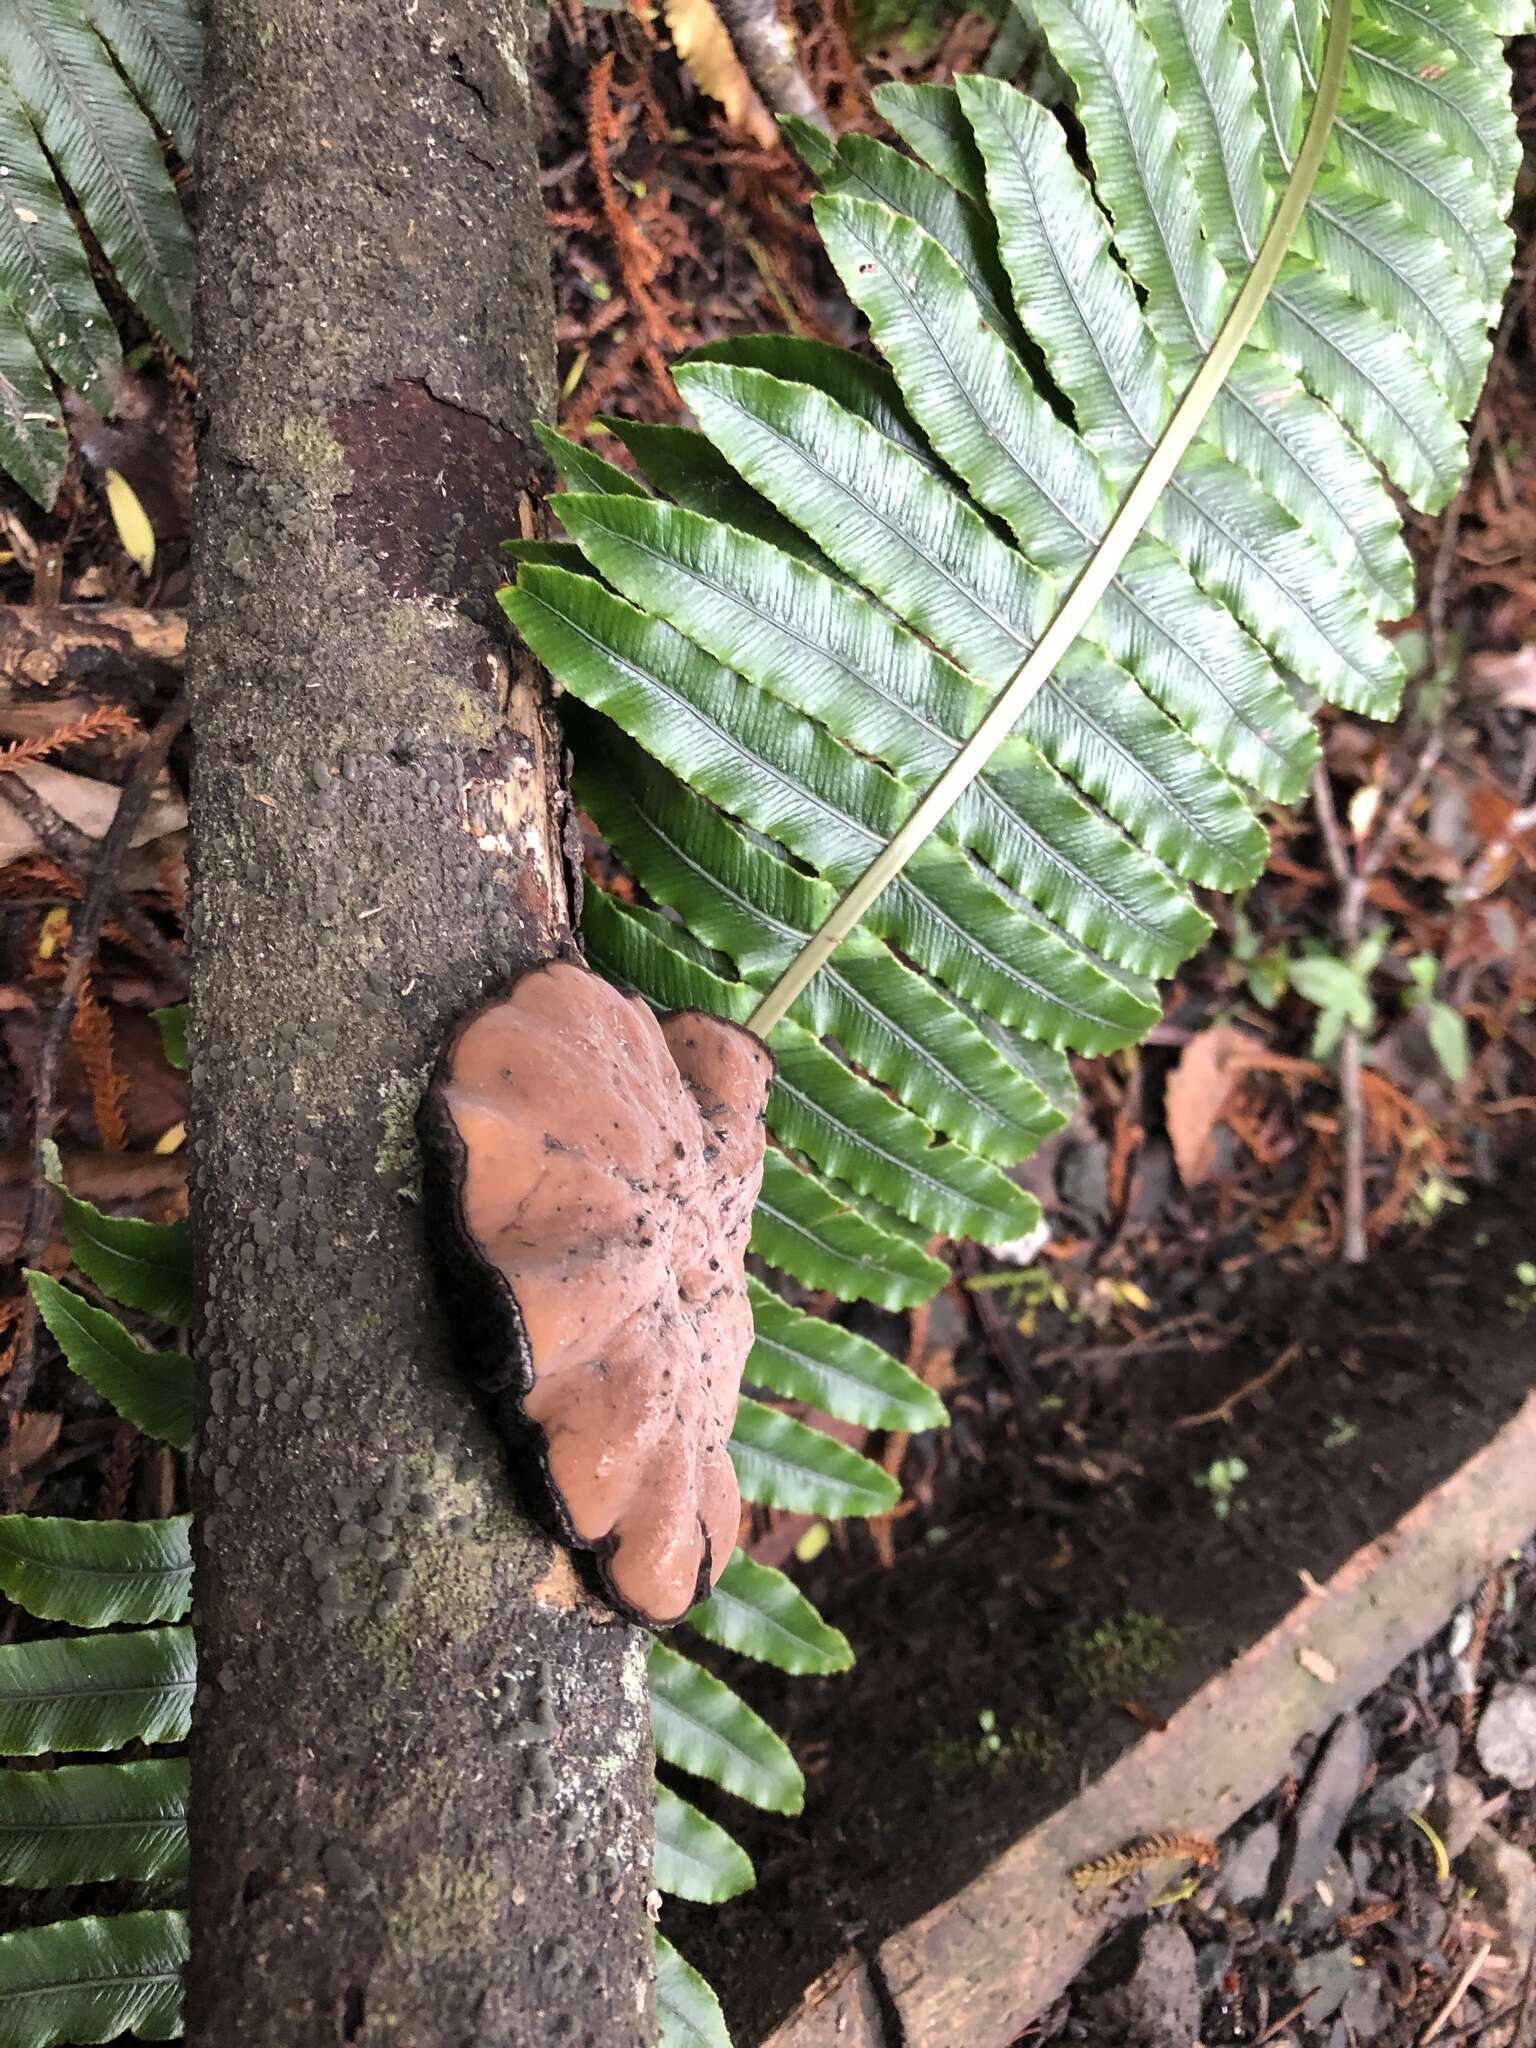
[
  {"left": 1310, "top": 761, "right": 1368, "bottom": 1264},
  {"left": 711, "top": 0, "right": 832, "bottom": 135}
]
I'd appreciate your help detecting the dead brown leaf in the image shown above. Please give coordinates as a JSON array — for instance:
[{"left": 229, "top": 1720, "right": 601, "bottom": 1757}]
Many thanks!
[{"left": 1165, "top": 1023, "right": 1264, "bottom": 1189}]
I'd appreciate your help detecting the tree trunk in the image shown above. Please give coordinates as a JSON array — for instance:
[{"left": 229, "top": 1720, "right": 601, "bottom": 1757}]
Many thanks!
[{"left": 183, "top": 6, "right": 656, "bottom": 2044}]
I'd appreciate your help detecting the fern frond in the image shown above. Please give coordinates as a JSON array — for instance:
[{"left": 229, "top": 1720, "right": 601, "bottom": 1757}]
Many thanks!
[
  {"left": 0, "top": 1909, "right": 187, "bottom": 2045},
  {"left": 686, "top": 1551, "right": 853, "bottom": 1676},
  {"left": 511, "top": 0, "right": 1518, "bottom": 1318},
  {"left": 0, "top": 1513, "right": 191, "bottom": 1627},
  {"left": 0, "top": 0, "right": 200, "bottom": 506},
  {"left": 0, "top": 1759, "right": 188, "bottom": 1886},
  {"left": 654, "top": 1784, "right": 755, "bottom": 1903},
  {"left": 24, "top": 1273, "right": 194, "bottom": 1450},
  {"left": 649, "top": 1643, "right": 805, "bottom": 1815},
  {"left": 0, "top": 1626, "right": 194, "bottom": 1756},
  {"left": 656, "top": 1932, "right": 732, "bottom": 2048}
]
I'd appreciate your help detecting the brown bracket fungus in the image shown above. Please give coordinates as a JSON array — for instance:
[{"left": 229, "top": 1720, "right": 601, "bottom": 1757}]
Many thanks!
[{"left": 420, "top": 959, "right": 773, "bottom": 1627}]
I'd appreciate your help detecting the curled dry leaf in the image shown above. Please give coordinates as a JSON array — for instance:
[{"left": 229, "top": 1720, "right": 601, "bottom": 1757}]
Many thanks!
[
  {"left": 0, "top": 765, "right": 187, "bottom": 867},
  {"left": 662, "top": 0, "right": 779, "bottom": 150},
  {"left": 1164, "top": 1023, "right": 1263, "bottom": 1190},
  {"left": 421, "top": 959, "right": 773, "bottom": 1626}
]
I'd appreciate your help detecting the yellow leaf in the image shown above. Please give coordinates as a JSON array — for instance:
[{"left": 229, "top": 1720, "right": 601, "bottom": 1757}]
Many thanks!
[
  {"left": 103, "top": 467, "right": 156, "bottom": 577},
  {"left": 154, "top": 1122, "right": 187, "bottom": 1155},
  {"left": 37, "top": 905, "right": 71, "bottom": 960},
  {"left": 662, "top": 0, "right": 779, "bottom": 150}
]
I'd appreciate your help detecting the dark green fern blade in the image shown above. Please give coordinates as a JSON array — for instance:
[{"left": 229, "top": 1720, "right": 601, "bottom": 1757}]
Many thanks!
[
  {"left": 817, "top": 190, "right": 1380, "bottom": 767},
  {"left": 649, "top": 1643, "right": 805, "bottom": 1814},
  {"left": 681, "top": 332, "right": 939, "bottom": 471},
  {"left": 673, "top": 362, "right": 1269, "bottom": 891},
  {"left": 586, "top": 891, "right": 1045, "bottom": 1239},
  {"left": 654, "top": 1785, "right": 754, "bottom": 1903},
  {"left": 730, "top": 1397, "right": 900, "bottom": 1517},
  {"left": 573, "top": 729, "right": 1067, "bottom": 1162},
  {"left": 0, "top": 1910, "right": 188, "bottom": 2046},
  {"left": 0, "top": 0, "right": 194, "bottom": 355},
  {"left": 511, "top": 569, "right": 1160, "bottom": 1052},
  {"left": 0, "top": 75, "right": 118, "bottom": 406},
  {"left": 556, "top": 492, "right": 1211, "bottom": 980},
  {"left": 598, "top": 418, "right": 820, "bottom": 559},
  {"left": 0, "top": 1514, "right": 191, "bottom": 1627},
  {"left": 0, "top": 1626, "right": 194, "bottom": 1755},
  {"left": 0, "top": 302, "right": 67, "bottom": 507},
  {"left": 745, "top": 1277, "right": 947, "bottom": 1430},
  {"left": 25, "top": 1274, "right": 194, "bottom": 1450},
  {"left": 953, "top": 71, "right": 1415, "bottom": 618},
  {"left": 51, "top": 1178, "right": 194, "bottom": 1324},
  {"left": 686, "top": 1549, "right": 853, "bottom": 1675},
  {"left": 0, "top": 1758, "right": 188, "bottom": 1885},
  {"left": 80, "top": 0, "right": 200, "bottom": 163},
  {"left": 655, "top": 1933, "right": 731, "bottom": 2048},
  {"left": 751, "top": 1150, "right": 949, "bottom": 1307}
]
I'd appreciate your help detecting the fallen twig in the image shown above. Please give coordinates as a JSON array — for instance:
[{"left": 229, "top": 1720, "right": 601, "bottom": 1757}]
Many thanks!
[
  {"left": 709, "top": 0, "right": 832, "bottom": 135},
  {"left": 1175, "top": 1341, "right": 1302, "bottom": 1429},
  {"left": 1423, "top": 1942, "right": 1494, "bottom": 2044}
]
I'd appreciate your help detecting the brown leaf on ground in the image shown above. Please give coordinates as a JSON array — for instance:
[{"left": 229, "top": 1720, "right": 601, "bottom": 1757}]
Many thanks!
[
  {"left": 0, "top": 764, "right": 186, "bottom": 864},
  {"left": 1165, "top": 1024, "right": 1263, "bottom": 1189}
]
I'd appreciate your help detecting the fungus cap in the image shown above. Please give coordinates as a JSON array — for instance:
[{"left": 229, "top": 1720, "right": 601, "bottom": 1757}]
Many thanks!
[{"left": 421, "top": 960, "right": 772, "bottom": 1626}]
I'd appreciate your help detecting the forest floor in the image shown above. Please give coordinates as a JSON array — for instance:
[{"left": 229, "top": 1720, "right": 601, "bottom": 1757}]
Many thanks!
[{"left": 0, "top": 1, "right": 1534, "bottom": 2044}]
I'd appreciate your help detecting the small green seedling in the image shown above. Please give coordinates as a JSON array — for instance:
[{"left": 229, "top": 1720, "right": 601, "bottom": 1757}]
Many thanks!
[
  {"left": 1403, "top": 955, "right": 1470, "bottom": 1083},
  {"left": 1232, "top": 907, "right": 1290, "bottom": 1011},
  {"left": 1287, "top": 930, "right": 1389, "bottom": 1061},
  {"left": 1322, "top": 1416, "right": 1359, "bottom": 1452},
  {"left": 1194, "top": 1455, "right": 1249, "bottom": 1520},
  {"left": 1508, "top": 1262, "right": 1536, "bottom": 1319}
]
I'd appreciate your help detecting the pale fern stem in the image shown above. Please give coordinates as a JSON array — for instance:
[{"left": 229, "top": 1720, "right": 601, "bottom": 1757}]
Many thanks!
[{"left": 745, "top": 0, "right": 1353, "bottom": 1040}]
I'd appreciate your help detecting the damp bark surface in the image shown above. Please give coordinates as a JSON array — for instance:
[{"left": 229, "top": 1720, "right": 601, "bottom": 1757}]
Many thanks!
[{"left": 182, "top": 6, "right": 655, "bottom": 2045}]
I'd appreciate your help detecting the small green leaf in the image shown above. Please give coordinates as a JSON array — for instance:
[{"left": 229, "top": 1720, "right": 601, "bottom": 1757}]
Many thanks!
[
  {"left": 1426, "top": 1001, "right": 1470, "bottom": 1084},
  {"left": 730, "top": 1398, "right": 900, "bottom": 1519},
  {"left": 0, "top": 1759, "right": 188, "bottom": 1885},
  {"left": 0, "top": 1909, "right": 188, "bottom": 2044},
  {"left": 686, "top": 1552, "right": 852, "bottom": 1676},
  {"left": 653, "top": 1785, "right": 754, "bottom": 1903},
  {"left": 25, "top": 1274, "right": 194, "bottom": 1448},
  {"left": 43, "top": 1172, "right": 194, "bottom": 1324},
  {"left": 0, "top": 1626, "right": 195, "bottom": 1756},
  {"left": 150, "top": 1005, "right": 187, "bottom": 1071},
  {"left": 0, "top": 1514, "right": 191, "bottom": 1627},
  {"left": 648, "top": 1642, "right": 804, "bottom": 1815},
  {"left": 655, "top": 1933, "right": 732, "bottom": 2048}
]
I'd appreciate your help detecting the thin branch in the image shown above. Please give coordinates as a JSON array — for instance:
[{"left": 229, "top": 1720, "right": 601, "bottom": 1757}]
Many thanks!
[
  {"left": 1310, "top": 761, "right": 1368, "bottom": 1264},
  {"left": 710, "top": 0, "right": 832, "bottom": 134},
  {"left": 3, "top": 692, "right": 188, "bottom": 1433}
]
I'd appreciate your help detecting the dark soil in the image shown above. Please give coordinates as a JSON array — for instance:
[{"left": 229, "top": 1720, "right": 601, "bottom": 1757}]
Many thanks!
[{"left": 669, "top": 1165, "right": 1536, "bottom": 2041}]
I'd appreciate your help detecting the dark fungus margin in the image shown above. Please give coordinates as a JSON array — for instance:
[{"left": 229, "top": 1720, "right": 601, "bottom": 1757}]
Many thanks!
[{"left": 420, "top": 958, "right": 774, "bottom": 1627}]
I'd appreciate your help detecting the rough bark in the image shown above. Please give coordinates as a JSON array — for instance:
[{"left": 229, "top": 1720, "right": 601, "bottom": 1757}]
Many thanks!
[{"left": 183, "top": 6, "right": 655, "bottom": 2045}]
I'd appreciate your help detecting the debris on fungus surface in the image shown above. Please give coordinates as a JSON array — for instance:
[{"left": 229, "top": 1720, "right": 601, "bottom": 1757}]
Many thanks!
[{"left": 420, "top": 960, "right": 773, "bottom": 1626}]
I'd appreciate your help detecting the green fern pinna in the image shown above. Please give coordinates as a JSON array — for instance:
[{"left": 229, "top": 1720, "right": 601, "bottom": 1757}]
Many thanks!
[
  {"left": 0, "top": 0, "right": 199, "bottom": 508},
  {"left": 0, "top": 0, "right": 1528, "bottom": 2041}
]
